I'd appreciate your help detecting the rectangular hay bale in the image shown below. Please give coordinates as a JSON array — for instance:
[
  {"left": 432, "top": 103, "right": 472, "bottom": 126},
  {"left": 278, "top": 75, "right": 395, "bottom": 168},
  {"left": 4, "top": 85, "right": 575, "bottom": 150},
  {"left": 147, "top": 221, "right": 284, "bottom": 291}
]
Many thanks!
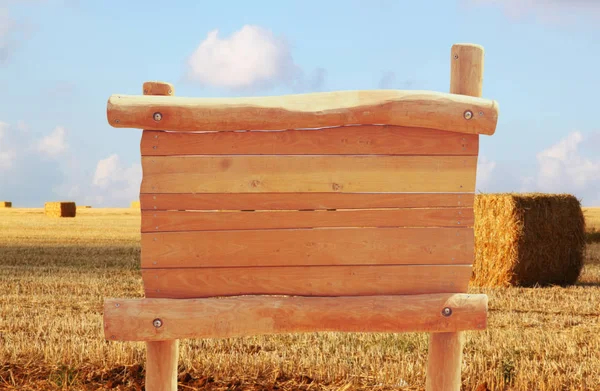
[
  {"left": 0, "top": 201, "right": 11, "bottom": 208},
  {"left": 44, "top": 201, "right": 77, "bottom": 218},
  {"left": 131, "top": 201, "right": 141, "bottom": 208},
  {"left": 472, "top": 193, "right": 585, "bottom": 287}
]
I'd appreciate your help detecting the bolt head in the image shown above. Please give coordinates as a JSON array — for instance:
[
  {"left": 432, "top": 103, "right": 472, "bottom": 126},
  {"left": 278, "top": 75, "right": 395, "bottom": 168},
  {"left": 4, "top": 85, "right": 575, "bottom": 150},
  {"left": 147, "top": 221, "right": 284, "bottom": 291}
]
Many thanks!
[
  {"left": 454, "top": 54, "right": 458, "bottom": 59},
  {"left": 153, "top": 318, "right": 163, "bottom": 328},
  {"left": 115, "top": 303, "right": 120, "bottom": 308},
  {"left": 153, "top": 112, "right": 162, "bottom": 122},
  {"left": 464, "top": 110, "right": 473, "bottom": 120},
  {"left": 442, "top": 307, "right": 453, "bottom": 317}
]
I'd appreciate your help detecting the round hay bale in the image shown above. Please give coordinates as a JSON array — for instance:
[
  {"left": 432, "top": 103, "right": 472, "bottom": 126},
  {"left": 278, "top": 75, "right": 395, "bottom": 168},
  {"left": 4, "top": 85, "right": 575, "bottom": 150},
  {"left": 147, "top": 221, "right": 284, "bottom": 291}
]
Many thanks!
[
  {"left": 472, "top": 193, "right": 585, "bottom": 287},
  {"left": 0, "top": 201, "right": 12, "bottom": 208}
]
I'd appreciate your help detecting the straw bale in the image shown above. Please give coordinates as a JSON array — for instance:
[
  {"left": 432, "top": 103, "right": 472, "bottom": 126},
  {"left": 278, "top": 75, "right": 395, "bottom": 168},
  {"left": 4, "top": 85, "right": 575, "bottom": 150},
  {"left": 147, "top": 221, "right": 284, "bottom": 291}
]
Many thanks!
[
  {"left": 0, "top": 201, "right": 11, "bottom": 208},
  {"left": 472, "top": 193, "right": 585, "bottom": 287},
  {"left": 44, "top": 202, "right": 77, "bottom": 218},
  {"left": 131, "top": 201, "right": 141, "bottom": 209}
]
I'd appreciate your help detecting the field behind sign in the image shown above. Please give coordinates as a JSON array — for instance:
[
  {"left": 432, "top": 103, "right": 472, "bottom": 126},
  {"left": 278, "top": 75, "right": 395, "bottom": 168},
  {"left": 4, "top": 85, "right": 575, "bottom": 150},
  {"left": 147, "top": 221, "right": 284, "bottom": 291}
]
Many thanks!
[{"left": 0, "top": 207, "right": 599, "bottom": 390}]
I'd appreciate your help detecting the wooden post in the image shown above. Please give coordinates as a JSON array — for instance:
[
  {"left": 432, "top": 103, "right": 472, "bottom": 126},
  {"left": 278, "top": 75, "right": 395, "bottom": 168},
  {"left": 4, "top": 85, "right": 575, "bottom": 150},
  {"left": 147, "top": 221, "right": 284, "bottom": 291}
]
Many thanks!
[
  {"left": 146, "top": 340, "right": 179, "bottom": 391},
  {"left": 425, "top": 43, "right": 485, "bottom": 391},
  {"left": 143, "top": 81, "right": 179, "bottom": 391}
]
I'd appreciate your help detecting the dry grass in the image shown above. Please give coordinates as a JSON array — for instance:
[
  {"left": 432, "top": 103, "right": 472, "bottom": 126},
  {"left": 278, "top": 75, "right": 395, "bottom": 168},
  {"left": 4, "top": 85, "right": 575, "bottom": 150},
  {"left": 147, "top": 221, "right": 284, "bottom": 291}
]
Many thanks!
[
  {"left": 584, "top": 207, "right": 600, "bottom": 243},
  {"left": 1, "top": 208, "right": 599, "bottom": 390}
]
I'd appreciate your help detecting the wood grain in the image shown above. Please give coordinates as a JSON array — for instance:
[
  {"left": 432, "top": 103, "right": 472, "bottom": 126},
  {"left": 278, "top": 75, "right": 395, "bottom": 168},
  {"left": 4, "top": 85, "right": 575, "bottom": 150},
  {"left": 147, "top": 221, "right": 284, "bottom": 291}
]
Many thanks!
[
  {"left": 141, "top": 265, "right": 473, "bottom": 298},
  {"left": 426, "top": 332, "right": 465, "bottom": 391},
  {"left": 103, "top": 293, "right": 488, "bottom": 341},
  {"left": 141, "top": 208, "right": 474, "bottom": 232},
  {"left": 142, "top": 81, "right": 174, "bottom": 97},
  {"left": 107, "top": 90, "right": 498, "bottom": 135},
  {"left": 140, "top": 155, "right": 477, "bottom": 193},
  {"left": 140, "top": 193, "right": 475, "bottom": 211},
  {"left": 145, "top": 340, "right": 178, "bottom": 391},
  {"left": 141, "top": 227, "right": 473, "bottom": 268},
  {"left": 450, "top": 44, "right": 484, "bottom": 98},
  {"left": 140, "top": 126, "right": 479, "bottom": 156}
]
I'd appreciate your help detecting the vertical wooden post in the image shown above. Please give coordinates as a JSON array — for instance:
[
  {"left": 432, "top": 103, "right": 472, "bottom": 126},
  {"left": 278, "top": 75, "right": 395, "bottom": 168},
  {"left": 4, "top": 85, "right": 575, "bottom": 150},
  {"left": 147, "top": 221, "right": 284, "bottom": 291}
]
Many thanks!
[
  {"left": 146, "top": 340, "right": 179, "bottom": 391},
  {"left": 425, "top": 43, "right": 484, "bottom": 391},
  {"left": 143, "top": 81, "right": 178, "bottom": 391}
]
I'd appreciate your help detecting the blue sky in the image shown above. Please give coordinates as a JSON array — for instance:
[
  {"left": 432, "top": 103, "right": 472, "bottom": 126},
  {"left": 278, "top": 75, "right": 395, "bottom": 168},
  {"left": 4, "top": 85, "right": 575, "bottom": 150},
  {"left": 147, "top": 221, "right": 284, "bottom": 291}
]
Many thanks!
[{"left": 1, "top": 0, "right": 599, "bottom": 207}]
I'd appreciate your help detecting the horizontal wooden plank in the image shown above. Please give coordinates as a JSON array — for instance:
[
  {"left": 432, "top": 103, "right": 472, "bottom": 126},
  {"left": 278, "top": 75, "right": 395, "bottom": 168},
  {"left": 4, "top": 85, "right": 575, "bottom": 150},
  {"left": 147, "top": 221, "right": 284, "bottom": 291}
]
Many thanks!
[
  {"left": 142, "top": 265, "right": 473, "bottom": 298},
  {"left": 107, "top": 90, "right": 499, "bottom": 135},
  {"left": 103, "top": 293, "right": 488, "bottom": 341},
  {"left": 140, "top": 126, "right": 479, "bottom": 156},
  {"left": 141, "top": 227, "right": 473, "bottom": 268},
  {"left": 140, "top": 193, "right": 475, "bottom": 211},
  {"left": 141, "top": 208, "right": 474, "bottom": 232},
  {"left": 141, "top": 156, "right": 477, "bottom": 193}
]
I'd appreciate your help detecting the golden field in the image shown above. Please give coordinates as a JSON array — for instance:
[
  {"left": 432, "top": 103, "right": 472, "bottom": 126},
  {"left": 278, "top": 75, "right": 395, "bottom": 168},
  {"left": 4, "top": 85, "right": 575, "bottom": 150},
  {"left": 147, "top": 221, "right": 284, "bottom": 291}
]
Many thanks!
[{"left": 1, "top": 207, "right": 599, "bottom": 390}]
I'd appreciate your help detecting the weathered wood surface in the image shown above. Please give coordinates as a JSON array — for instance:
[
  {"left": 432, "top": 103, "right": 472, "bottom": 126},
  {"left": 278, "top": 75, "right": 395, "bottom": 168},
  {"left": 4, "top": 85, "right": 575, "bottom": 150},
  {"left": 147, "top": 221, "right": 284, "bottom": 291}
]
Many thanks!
[
  {"left": 104, "top": 293, "right": 488, "bottom": 341},
  {"left": 140, "top": 155, "right": 477, "bottom": 193},
  {"left": 145, "top": 340, "right": 178, "bottom": 391},
  {"left": 139, "top": 193, "right": 475, "bottom": 211},
  {"left": 141, "top": 227, "right": 474, "bottom": 268},
  {"left": 426, "top": 332, "right": 465, "bottom": 391},
  {"left": 142, "top": 81, "right": 175, "bottom": 97},
  {"left": 107, "top": 90, "right": 498, "bottom": 135},
  {"left": 140, "top": 126, "right": 479, "bottom": 156},
  {"left": 141, "top": 208, "right": 474, "bottom": 232},
  {"left": 141, "top": 265, "right": 473, "bottom": 298},
  {"left": 450, "top": 44, "right": 484, "bottom": 98}
]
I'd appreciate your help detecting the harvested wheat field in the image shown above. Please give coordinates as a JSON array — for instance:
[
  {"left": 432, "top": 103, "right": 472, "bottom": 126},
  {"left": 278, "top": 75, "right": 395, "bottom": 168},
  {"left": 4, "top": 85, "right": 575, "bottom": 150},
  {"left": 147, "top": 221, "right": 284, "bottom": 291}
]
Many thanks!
[{"left": 1, "top": 207, "right": 599, "bottom": 391}]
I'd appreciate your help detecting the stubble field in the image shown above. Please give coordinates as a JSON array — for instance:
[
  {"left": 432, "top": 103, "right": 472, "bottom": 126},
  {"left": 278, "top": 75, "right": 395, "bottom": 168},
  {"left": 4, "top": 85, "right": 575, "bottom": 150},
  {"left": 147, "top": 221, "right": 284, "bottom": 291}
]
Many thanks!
[{"left": 1, "top": 207, "right": 599, "bottom": 390}]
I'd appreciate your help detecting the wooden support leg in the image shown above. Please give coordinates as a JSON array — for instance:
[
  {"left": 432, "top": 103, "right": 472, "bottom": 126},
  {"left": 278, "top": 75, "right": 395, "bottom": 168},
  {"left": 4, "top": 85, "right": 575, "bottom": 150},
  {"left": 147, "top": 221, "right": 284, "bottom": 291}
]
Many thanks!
[
  {"left": 425, "top": 332, "right": 464, "bottom": 391},
  {"left": 145, "top": 339, "right": 179, "bottom": 391}
]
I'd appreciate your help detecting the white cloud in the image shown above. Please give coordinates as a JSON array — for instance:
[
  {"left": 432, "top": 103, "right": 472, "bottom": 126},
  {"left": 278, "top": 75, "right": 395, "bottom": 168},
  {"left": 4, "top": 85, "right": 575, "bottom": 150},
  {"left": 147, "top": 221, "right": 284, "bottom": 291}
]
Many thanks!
[
  {"left": 465, "top": 0, "right": 600, "bottom": 23},
  {"left": 187, "top": 25, "right": 324, "bottom": 91},
  {"left": 91, "top": 154, "right": 141, "bottom": 205},
  {"left": 0, "top": 8, "right": 16, "bottom": 63},
  {"left": 476, "top": 155, "right": 497, "bottom": 191},
  {"left": 535, "top": 131, "right": 600, "bottom": 193},
  {"left": 36, "top": 126, "right": 68, "bottom": 157}
]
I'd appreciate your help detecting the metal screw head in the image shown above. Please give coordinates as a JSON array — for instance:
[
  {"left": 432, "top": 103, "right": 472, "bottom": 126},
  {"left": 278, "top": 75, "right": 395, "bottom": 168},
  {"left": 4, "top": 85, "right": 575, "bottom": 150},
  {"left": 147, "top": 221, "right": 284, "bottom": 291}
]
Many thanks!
[
  {"left": 152, "top": 146, "right": 157, "bottom": 149},
  {"left": 442, "top": 307, "right": 453, "bottom": 317},
  {"left": 153, "top": 112, "right": 162, "bottom": 122},
  {"left": 115, "top": 119, "right": 120, "bottom": 124},
  {"left": 464, "top": 110, "right": 473, "bottom": 120},
  {"left": 153, "top": 318, "right": 163, "bottom": 328},
  {"left": 115, "top": 303, "right": 120, "bottom": 308},
  {"left": 479, "top": 111, "right": 484, "bottom": 116},
  {"left": 454, "top": 54, "right": 458, "bottom": 60}
]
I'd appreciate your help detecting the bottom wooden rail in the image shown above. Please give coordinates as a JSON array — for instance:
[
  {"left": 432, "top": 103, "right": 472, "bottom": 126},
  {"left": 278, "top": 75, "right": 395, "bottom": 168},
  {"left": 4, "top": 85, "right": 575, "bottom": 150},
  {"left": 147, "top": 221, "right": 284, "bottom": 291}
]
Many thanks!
[{"left": 103, "top": 293, "right": 487, "bottom": 341}]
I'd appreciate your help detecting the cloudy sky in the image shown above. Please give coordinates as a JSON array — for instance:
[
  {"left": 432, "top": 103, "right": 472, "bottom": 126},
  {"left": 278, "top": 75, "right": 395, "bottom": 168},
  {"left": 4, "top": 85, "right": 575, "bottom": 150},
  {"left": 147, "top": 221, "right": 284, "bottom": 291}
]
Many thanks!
[{"left": 1, "top": 0, "right": 599, "bottom": 207}]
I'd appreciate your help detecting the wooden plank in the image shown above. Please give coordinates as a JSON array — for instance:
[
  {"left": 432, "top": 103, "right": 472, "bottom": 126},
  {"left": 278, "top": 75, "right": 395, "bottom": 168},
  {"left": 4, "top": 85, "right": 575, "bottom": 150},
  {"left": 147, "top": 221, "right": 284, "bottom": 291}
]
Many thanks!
[
  {"left": 140, "top": 126, "right": 479, "bottom": 156},
  {"left": 140, "top": 193, "right": 475, "bottom": 211},
  {"left": 141, "top": 265, "right": 473, "bottom": 298},
  {"left": 107, "top": 89, "right": 498, "bottom": 135},
  {"left": 141, "top": 208, "right": 474, "bottom": 232},
  {"left": 141, "top": 227, "right": 473, "bottom": 268},
  {"left": 141, "top": 155, "right": 477, "bottom": 193},
  {"left": 103, "top": 293, "right": 488, "bottom": 341}
]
